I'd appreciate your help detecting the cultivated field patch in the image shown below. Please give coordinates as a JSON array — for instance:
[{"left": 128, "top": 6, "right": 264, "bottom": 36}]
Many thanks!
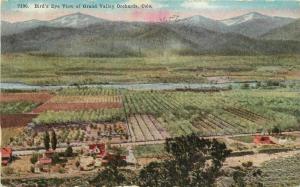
[
  {"left": 33, "top": 109, "right": 125, "bottom": 125},
  {"left": 0, "top": 114, "right": 38, "bottom": 128},
  {"left": 259, "top": 153, "right": 300, "bottom": 187},
  {"left": 8, "top": 122, "right": 129, "bottom": 148},
  {"left": 31, "top": 102, "right": 123, "bottom": 113},
  {"left": 0, "top": 92, "right": 53, "bottom": 103},
  {"left": 128, "top": 114, "right": 170, "bottom": 142},
  {"left": 48, "top": 95, "right": 122, "bottom": 103}
]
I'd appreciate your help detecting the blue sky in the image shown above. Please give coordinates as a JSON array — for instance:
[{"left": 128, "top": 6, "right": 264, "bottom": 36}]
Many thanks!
[{"left": 2, "top": 0, "right": 300, "bottom": 22}]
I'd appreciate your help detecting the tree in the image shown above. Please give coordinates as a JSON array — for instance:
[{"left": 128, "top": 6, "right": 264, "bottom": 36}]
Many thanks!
[
  {"left": 241, "top": 83, "right": 250, "bottom": 89},
  {"left": 43, "top": 131, "right": 50, "bottom": 150},
  {"left": 92, "top": 148, "right": 127, "bottom": 187},
  {"left": 65, "top": 146, "right": 73, "bottom": 157},
  {"left": 232, "top": 161, "right": 263, "bottom": 187},
  {"left": 51, "top": 130, "right": 57, "bottom": 150},
  {"left": 138, "top": 133, "right": 231, "bottom": 187},
  {"left": 138, "top": 161, "right": 172, "bottom": 187},
  {"left": 30, "top": 152, "right": 39, "bottom": 164},
  {"left": 272, "top": 126, "right": 281, "bottom": 135}
]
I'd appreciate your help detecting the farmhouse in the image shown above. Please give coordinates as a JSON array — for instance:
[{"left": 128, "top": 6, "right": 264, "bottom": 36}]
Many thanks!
[
  {"left": 35, "top": 157, "right": 52, "bottom": 173},
  {"left": 1, "top": 147, "right": 12, "bottom": 166},
  {"left": 89, "top": 143, "right": 106, "bottom": 158},
  {"left": 253, "top": 135, "right": 275, "bottom": 144}
]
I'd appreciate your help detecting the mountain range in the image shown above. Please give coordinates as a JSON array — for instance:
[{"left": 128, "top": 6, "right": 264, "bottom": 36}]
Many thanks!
[{"left": 1, "top": 12, "right": 300, "bottom": 56}]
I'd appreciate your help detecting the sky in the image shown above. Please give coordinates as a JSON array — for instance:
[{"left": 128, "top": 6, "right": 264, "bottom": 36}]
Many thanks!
[{"left": 1, "top": 0, "right": 300, "bottom": 22}]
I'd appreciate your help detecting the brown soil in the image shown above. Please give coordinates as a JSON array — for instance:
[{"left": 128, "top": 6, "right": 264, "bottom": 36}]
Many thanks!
[
  {"left": 0, "top": 114, "right": 38, "bottom": 128},
  {"left": 0, "top": 92, "right": 53, "bottom": 103}
]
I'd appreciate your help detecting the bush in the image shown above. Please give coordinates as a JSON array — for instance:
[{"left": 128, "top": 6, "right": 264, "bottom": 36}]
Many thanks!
[
  {"left": 229, "top": 151, "right": 254, "bottom": 157},
  {"left": 30, "top": 152, "right": 40, "bottom": 164},
  {"left": 52, "top": 153, "right": 61, "bottom": 164},
  {"left": 258, "top": 148, "right": 292, "bottom": 154},
  {"left": 75, "top": 160, "right": 80, "bottom": 168},
  {"left": 65, "top": 146, "right": 73, "bottom": 157},
  {"left": 58, "top": 167, "right": 65, "bottom": 173},
  {"left": 241, "top": 83, "right": 250, "bottom": 89},
  {"left": 30, "top": 166, "right": 35, "bottom": 173},
  {"left": 266, "top": 80, "right": 280, "bottom": 87},
  {"left": 2, "top": 167, "right": 14, "bottom": 175}
]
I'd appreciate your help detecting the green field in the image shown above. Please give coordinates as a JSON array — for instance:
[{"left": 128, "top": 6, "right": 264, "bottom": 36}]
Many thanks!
[
  {"left": 259, "top": 154, "right": 300, "bottom": 187},
  {"left": 28, "top": 88, "right": 300, "bottom": 137},
  {"left": 133, "top": 144, "right": 166, "bottom": 158},
  {"left": 1, "top": 54, "right": 300, "bottom": 85},
  {"left": 0, "top": 102, "right": 39, "bottom": 114}
]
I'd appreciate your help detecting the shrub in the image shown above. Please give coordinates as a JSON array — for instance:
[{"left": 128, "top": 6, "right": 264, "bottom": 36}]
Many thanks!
[
  {"left": 2, "top": 167, "right": 14, "bottom": 175},
  {"left": 30, "top": 166, "right": 35, "bottom": 173},
  {"left": 58, "top": 167, "right": 65, "bottom": 173},
  {"left": 75, "top": 160, "right": 80, "bottom": 168},
  {"left": 65, "top": 146, "right": 73, "bottom": 157},
  {"left": 30, "top": 153, "right": 40, "bottom": 164}
]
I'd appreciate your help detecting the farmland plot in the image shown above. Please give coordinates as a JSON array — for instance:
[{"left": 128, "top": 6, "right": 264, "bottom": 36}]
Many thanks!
[
  {"left": 8, "top": 122, "right": 129, "bottom": 148},
  {"left": 128, "top": 115, "right": 170, "bottom": 142},
  {"left": 59, "top": 88, "right": 120, "bottom": 96},
  {"left": 33, "top": 109, "right": 125, "bottom": 125},
  {"left": 0, "top": 102, "right": 39, "bottom": 114},
  {"left": 224, "top": 107, "right": 267, "bottom": 123},
  {"left": 0, "top": 114, "right": 38, "bottom": 128},
  {"left": 0, "top": 92, "right": 53, "bottom": 103},
  {"left": 192, "top": 113, "right": 241, "bottom": 136},
  {"left": 31, "top": 102, "right": 122, "bottom": 113},
  {"left": 48, "top": 95, "right": 122, "bottom": 103},
  {"left": 259, "top": 154, "right": 300, "bottom": 187}
]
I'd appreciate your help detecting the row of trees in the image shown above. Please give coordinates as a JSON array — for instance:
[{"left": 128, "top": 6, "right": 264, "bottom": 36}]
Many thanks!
[
  {"left": 92, "top": 133, "right": 263, "bottom": 187},
  {"left": 92, "top": 134, "right": 233, "bottom": 187},
  {"left": 43, "top": 130, "right": 57, "bottom": 150}
]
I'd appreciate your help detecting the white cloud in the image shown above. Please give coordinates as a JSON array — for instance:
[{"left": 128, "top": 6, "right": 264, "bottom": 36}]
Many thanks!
[{"left": 181, "top": 1, "right": 215, "bottom": 9}]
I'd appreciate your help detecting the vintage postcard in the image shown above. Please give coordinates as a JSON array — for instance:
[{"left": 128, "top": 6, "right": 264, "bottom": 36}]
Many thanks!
[{"left": 1, "top": 0, "right": 300, "bottom": 186}]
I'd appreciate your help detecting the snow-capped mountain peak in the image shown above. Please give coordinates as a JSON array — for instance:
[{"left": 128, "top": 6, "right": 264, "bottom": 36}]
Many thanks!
[
  {"left": 221, "top": 12, "right": 269, "bottom": 26},
  {"left": 49, "top": 12, "right": 106, "bottom": 28}
]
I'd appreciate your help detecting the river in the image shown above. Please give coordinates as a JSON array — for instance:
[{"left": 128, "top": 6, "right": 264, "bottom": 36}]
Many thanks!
[{"left": 0, "top": 82, "right": 259, "bottom": 90}]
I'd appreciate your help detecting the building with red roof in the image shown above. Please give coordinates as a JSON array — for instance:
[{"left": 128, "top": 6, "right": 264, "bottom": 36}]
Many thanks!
[
  {"left": 89, "top": 143, "right": 106, "bottom": 158},
  {"left": 35, "top": 157, "right": 52, "bottom": 173},
  {"left": 253, "top": 135, "right": 275, "bottom": 144},
  {"left": 1, "top": 147, "right": 12, "bottom": 166}
]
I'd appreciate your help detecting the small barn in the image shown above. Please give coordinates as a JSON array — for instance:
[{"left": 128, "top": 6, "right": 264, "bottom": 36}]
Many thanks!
[{"left": 253, "top": 135, "right": 275, "bottom": 144}]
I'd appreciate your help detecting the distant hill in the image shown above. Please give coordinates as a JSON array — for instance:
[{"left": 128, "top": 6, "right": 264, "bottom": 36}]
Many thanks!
[
  {"left": 260, "top": 19, "right": 300, "bottom": 41},
  {"left": 221, "top": 12, "right": 294, "bottom": 38},
  {"left": 1, "top": 13, "right": 107, "bottom": 36},
  {"left": 2, "top": 21, "right": 300, "bottom": 57},
  {"left": 2, "top": 12, "right": 300, "bottom": 56},
  {"left": 173, "top": 15, "right": 228, "bottom": 33}
]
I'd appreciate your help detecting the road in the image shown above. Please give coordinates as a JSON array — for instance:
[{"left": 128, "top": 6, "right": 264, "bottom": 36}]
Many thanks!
[{"left": 12, "top": 131, "right": 300, "bottom": 156}]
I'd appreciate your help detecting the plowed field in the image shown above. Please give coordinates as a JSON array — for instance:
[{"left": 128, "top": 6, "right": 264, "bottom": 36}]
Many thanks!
[
  {"left": 0, "top": 92, "right": 53, "bottom": 103},
  {"left": 0, "top": 114, "right": 38, "bottom": 128}
]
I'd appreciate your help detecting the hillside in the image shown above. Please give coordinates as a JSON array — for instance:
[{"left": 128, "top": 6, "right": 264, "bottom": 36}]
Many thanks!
[
  {"left": 261, "top": 19, "right": 300, "bottom": 41},
  {"left": 2, "top": 13, "right": 300, "bottom": 56},
  {"left": 221, "top": 12, "right": 294, "bottom": 38}
]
